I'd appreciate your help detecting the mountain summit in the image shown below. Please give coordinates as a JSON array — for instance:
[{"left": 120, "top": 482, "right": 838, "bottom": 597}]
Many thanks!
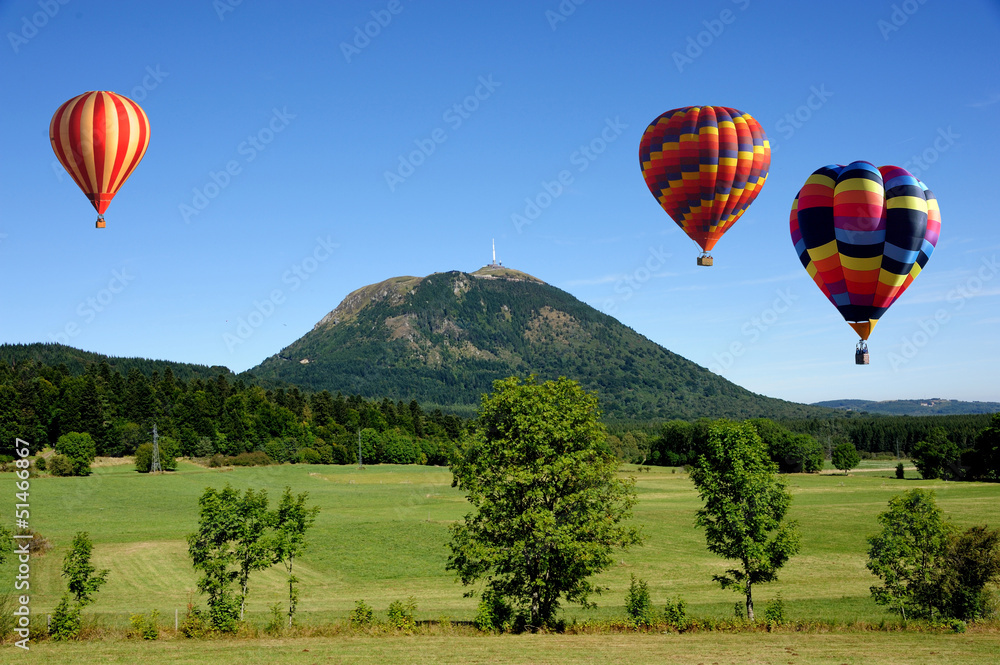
[{"left": 252, "top": 267, "right": 828, "bottom": 420}]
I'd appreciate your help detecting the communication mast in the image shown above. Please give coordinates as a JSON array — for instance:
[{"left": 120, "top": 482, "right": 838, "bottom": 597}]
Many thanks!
[
  {"left": 491, "top": 239, "right": 501, "bottom": 267},
  {"left": 151, "top": 423, "right": 162, "bottom": 473}
]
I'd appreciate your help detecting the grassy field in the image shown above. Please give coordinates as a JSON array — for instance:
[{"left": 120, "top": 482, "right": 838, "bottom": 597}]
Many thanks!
[
  {"left": 4, "top": 459, "right": 998, "bottom": 625},
  {"left": 6, "top": 631, "right": 1000, "bottom": 665}
]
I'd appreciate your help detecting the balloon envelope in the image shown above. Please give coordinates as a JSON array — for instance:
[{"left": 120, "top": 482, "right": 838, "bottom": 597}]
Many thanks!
[
  {"left": 790, "top": 161, "right": 941, "bottom": 340},
  {"left": 639, "top": 106, "right": 770, "bottom": 252},
  {"left": 50, "top": 91, "right": 150, "bottom": 221}
]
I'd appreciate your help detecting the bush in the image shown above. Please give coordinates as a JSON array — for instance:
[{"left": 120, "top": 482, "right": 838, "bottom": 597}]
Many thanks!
[
  {"left": 48, "top": 454, "right": 75, "bottom": 477},
  {"left": 663, "top": 596, "right": 689, "bottom": 630},
  {"left": 300, "top": 448, "right": 321, "bottom": 464},
  {"left": 349, "top": 600, "right": 376, "bottom": 627},
  {"left": 474, "top": 588, "right": 512, "bottom": 632},
  {"left": 896, "top": 463, "right": 905, "bottom": 479},
  {"left": 54, "top": 432, "right": 96, "bottom": 476},
  {"left": 50, "top": 594, "right": 81, "bottom": 640},
  {"left": 179, "top": 604, "right": 208, "bottom": 638},
  {"left": 129, "top": 609, "right": 160, "bottom": 640},
  {"left": 265, "top": 603, "right": 285, "bottom": 635},
  {"left": 230, "top": 451, "right": 273, "bottom": 466},
  {"left": 16, "top": 528, "right": 52, "bottom": 556},
  {"left": 34, "top": 456, "right": 46, "bottom": 472},
  {"left": 625, "top": 575, "right": 657, "bottom": 626},
  {"left": 764, "top": 593, "right": 786, "bottom": 624},
  {"left": 386, "top": 597, "right": 417, "bottom": 632},
  {"left": 134, "top": 439, "right": 179, "bottom": 473}
]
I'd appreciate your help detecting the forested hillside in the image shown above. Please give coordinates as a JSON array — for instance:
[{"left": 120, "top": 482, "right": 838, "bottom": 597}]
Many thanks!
[{"left": 252, "top": 268, "right": 835, "bottom": 421}]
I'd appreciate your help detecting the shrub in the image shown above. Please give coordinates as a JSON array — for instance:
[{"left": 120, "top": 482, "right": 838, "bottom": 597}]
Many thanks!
[
  {"left": 54, "top": 432, "right": 96, "bottom": 476},
  {"left": 764, "top": 593, "right": 786, "bottom": 625},
  {"left": 34, "top": 456, "right": 46, "bottom": 472},
  {"left": 896, "top": 463, "right": 905, "bottom": 480},
  {"left": 474, "top": 588, "right": 512, "bottom": 632},
  {"left": 230, "top": 451, "right": 273, "bottom": 466},
  {"left": 300, "top": 448, "right": 321, "bottom": 464},
  {"left": 265, "top": 603, "right": 285, "bottom": 635},
  {"left": 48, "top": 454, "right": 75, "bottom": 477},
  {"left": 50, "top": 594, "right": 82, "bottom": 640},
  {"left": 129, "top": 609, "right": 160, "bottom": 640},
  {"left": 16, "top": 528, "right": 52, "bottom": 556},
  {"left": 208, "top": 454, "right": 226, "bottom": 468},
  {"left": 349, "top": 600, "right": 376, "bottom": 627},
  {"left": 386, "top": 597, "right": 417, "bottom": 632},
  {"left": 625, "top": 575, "right": 657, "bottom": 626},
  {"left": 663, "top": 596, "right": 689, "bottom": 630},
  {"left": 179, "top": 604, "right": 208, "bottom": 638},
  {"left": 134, "top": 439, "right": 179, "bottom": 473}
]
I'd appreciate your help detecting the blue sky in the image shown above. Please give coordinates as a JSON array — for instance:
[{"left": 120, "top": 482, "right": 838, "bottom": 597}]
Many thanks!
[{"left": 2, "top": 0, "right": 998, "bottom": 405}]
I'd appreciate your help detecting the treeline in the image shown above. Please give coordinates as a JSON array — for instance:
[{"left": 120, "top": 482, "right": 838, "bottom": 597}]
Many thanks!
[
  {"left": 609, "top": 412, "right": 995, "bottom": 462},
  {"left": 0, "top": 358, "right": 464, "bottom": 465},
  {"left": 608, "top": 418, "right": 824, "bottom": 473}
]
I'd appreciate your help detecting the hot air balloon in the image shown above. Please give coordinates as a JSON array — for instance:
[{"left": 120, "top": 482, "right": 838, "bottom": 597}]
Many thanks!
[
  {"left": 50, "top": 91, "right": 151, "bottom": 228},
  {"left": 639, "top": 106, "right": 770, "bottom": 266},
  {"left": 790, "top": 161, "right": 941, "bottom": 364}
]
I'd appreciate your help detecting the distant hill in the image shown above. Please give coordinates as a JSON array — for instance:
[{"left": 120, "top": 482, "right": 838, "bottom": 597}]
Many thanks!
[
  {"left": 0, "top": 343, "right": 236, "bottom": 383},
  {"left": 250, "top": 265, "right": 837, "bottom": 421},
  {"left": 812, "top": 398, "right": 1000, "bottom": 416}
]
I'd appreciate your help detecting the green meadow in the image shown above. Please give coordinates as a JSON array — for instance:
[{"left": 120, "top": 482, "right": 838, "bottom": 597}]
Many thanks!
[{"left": 5, "top": 459, "right": 1000, "bottom": 627}]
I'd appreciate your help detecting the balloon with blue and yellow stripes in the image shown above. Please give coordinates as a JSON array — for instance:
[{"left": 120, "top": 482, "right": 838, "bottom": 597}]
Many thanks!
[{"left": 790, "top": 161, "right": 941, "bottom": 349}]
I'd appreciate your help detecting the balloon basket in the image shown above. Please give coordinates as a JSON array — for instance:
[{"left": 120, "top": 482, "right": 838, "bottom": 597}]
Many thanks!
[
  {"left": 96, "top": 216, "right": 106, "bottom": 229},
  {"left": 697, "top": 253, "right": 713, "bottom": 266},
  {"left": 855, "top": 340, "right": 869, "bottom": 365}
]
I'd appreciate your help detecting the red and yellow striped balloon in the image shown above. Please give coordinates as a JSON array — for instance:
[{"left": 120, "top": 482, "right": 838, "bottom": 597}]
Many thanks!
[
  {"left": 639, "top": 106, "right": 770, "bottom": 261},
  {"left": 50, "top": 91, "right": 150, "bottom": 228}
]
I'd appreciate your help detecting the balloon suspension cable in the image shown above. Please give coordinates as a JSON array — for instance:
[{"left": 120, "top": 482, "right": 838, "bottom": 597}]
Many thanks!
[{"left": 96, "top": 214, "right": 106, "bottom": 229}]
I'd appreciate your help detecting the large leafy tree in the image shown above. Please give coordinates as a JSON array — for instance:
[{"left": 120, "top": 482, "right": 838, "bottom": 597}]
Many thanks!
[
  {"left": 867, "top": 488, "right": 951, "bottom": 620},
  {"left": 62, "top": 531, "right": 109, "bottom": 606},
  {"left": 934, "top": 525, "right": 1000, "bottom": 620},
  {"left": 689, "top": 421, "right": 801, "bottom": 622},
  {"left": 831, "top": 441, "right": 861, "bottom": 475},
  {"left": 447, "top": 376, "right": 642, "bottom": 630},
  {"left": 54, "top": 432, "right": 97, "bottom": 476},
  {"left": 911, "top": 427, "right": 961, "bottom": 480},
  {"left": 234, "top": 488, "right": 274, "bottom": 621},
  {"left": 271, "top": 487, "right": 320, "bottom": 627},
  {"left": 187, "top": 485, "right": 244, "bottom": 631}
]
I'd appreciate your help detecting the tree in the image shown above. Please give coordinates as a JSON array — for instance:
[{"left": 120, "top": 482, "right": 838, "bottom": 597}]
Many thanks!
[
  {"left": 134, "top": 438, "right": 179, "bottom": 473},
  {"left": 187, "top": 485, "right": 243, "bottom": 631},
  {"left": 61, "top": 532, "right": 109, "bottom": 608},
  {"left": 867, "top": 489, "right": 951, "bottom": 620},
  {"left": 271, "top": 487, "right": 320, "bottom": 627},
  {"left": 447, "top": 376, "right": 642, "bottom": 630},
  {"left": 831, "top": 441, "right": 861, "bottom": 475},
  {"left": 933, "top": 525, "right": 1000, "bottom": 620},
  {"left": 54, "top": 432, "right": 97, "bottom": 476},
  {"left": 234, "top": 488, "right": 273, "bottom": 621},
  {"left": 969, "top": 413, "right": 1000, "bottom": 481},
  {"left": 912, "top": 427, "right": 961, "bottom": 480},
  {"left": 689, "top": 421, "right": 801, "bottom": 622}
]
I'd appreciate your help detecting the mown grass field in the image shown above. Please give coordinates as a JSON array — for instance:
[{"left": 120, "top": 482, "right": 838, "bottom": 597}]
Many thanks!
[{"left": 2, "top": 459, "right": 999, "bottom": 662}]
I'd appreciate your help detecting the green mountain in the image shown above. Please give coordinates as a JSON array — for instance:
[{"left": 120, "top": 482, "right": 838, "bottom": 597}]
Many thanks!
[
  {"left": 250, "top": 266, "right": 835, "bottom": 421},
  {"left": 0, "top": 342, "right": 236, "bottom": 383},
  {"left": 813, "top": 399, "right": 1000, "bottom": 416}
]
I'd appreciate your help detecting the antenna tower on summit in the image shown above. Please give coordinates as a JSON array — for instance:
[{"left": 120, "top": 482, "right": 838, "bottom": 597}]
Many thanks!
[{"left": 491, "top": 239, "right": 502, "bottom": 267}]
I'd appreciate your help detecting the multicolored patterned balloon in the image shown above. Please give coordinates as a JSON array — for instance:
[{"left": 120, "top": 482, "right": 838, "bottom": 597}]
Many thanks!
[
  {"left": 639, "top": 106, "right": 770, "bottom": 257},
  {"left": 790, "top": 161, "right": 941, "bottom": 340},
  {"left": 50, "top": 91, "right": 151, "bottom": 228}
]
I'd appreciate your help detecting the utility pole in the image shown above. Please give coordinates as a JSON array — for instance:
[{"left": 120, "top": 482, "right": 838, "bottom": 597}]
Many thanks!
[{"left": 151, "top": 423, "right": 162, "bottom": 473}]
